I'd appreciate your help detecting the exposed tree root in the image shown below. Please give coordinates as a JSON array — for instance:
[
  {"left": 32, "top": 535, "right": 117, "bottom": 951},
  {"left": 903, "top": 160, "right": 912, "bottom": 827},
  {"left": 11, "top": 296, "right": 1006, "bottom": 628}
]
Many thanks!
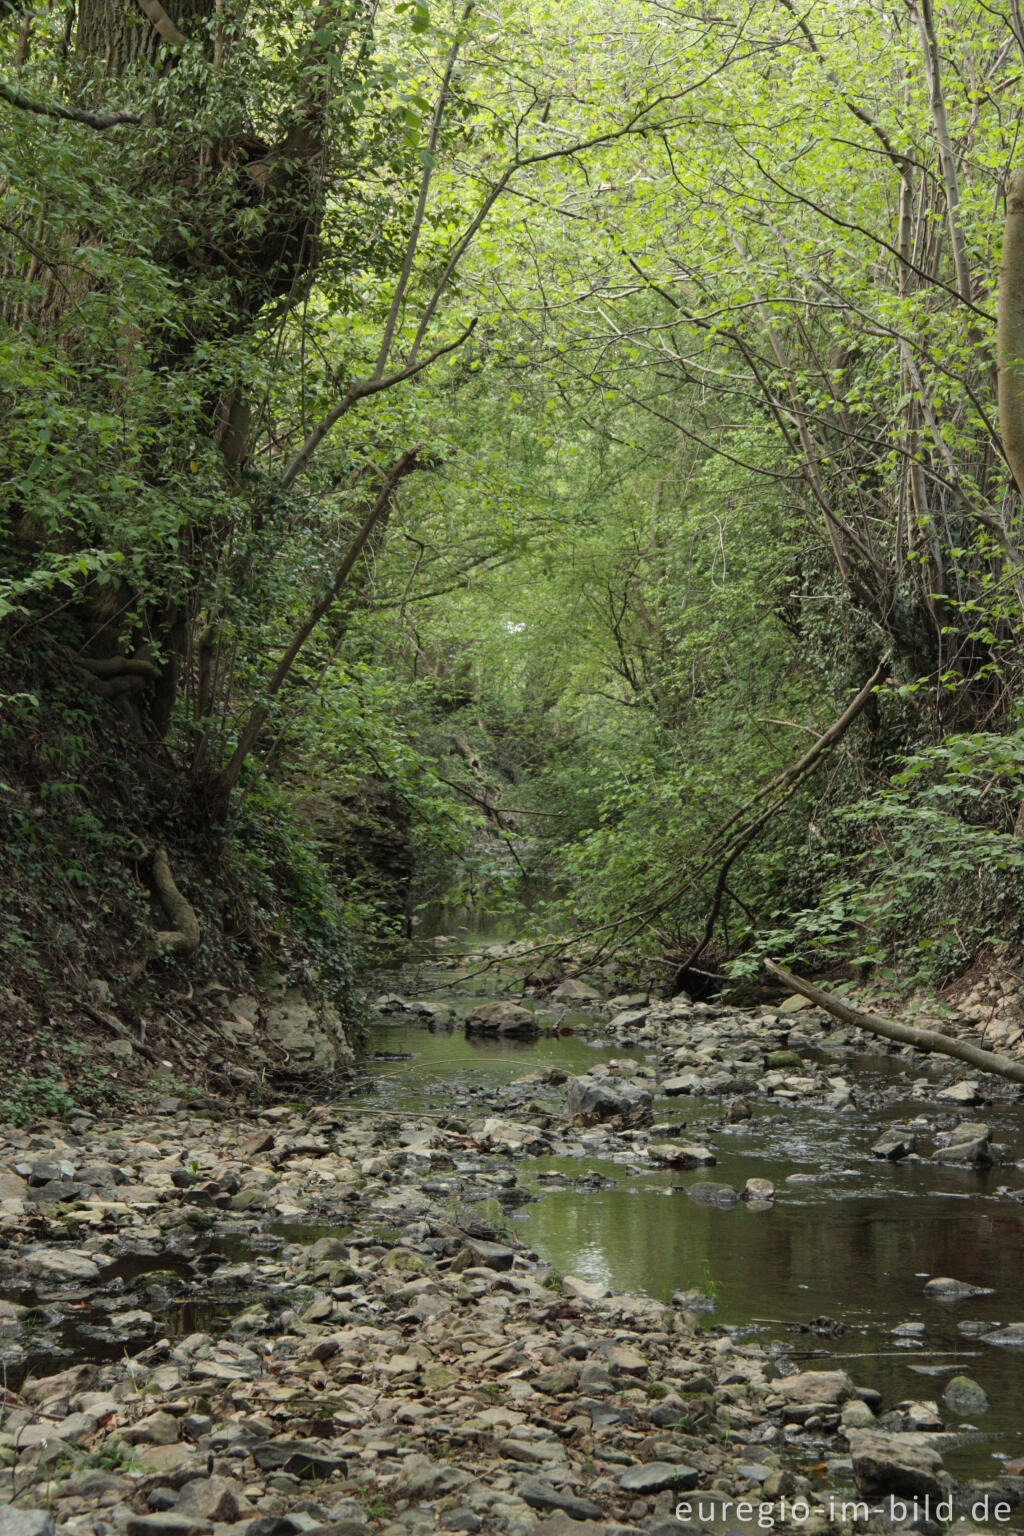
[
  {"left": 765, "top": 960, "right": 1024, "bottom": 1087},
  {"left": 152, "top": 847, "right": 201, "bottom": 955}
]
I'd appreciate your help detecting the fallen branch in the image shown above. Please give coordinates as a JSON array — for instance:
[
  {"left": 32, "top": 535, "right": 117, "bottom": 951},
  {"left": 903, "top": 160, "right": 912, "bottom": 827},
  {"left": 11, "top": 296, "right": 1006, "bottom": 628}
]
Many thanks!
[
  {"left": 80, "top": 1000, "right": 161, "bottom": 1065},
  {"left": 152, "top": 847, "right": 201, "bottom": 956},
  {"left": 764, "top": 960, "right": 1024, "bottom": 1086}
]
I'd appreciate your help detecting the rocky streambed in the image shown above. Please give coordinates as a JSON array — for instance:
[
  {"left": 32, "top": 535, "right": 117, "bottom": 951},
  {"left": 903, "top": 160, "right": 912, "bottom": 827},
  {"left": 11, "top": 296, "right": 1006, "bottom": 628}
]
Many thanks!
[{"left": 2, "top": 946, "right": 1024, "bottom": 1536}]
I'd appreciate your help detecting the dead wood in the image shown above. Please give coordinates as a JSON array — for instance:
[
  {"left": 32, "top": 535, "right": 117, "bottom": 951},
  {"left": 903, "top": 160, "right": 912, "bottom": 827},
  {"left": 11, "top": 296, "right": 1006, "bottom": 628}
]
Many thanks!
[{"left": 764, "top": 959, "right": 1024, "bottom": 1086}]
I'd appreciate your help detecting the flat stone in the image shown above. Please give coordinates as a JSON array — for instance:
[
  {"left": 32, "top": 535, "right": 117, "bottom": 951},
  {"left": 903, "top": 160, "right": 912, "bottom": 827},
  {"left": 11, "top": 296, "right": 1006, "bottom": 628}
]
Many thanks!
[
  {"left": 936, "top": 1080, "right": 981, "bottom": 1104},
  {"left": 24, "top": 1248, "right": 101, "bottom": 1283},
  {"left": 741, "top": 1178, "right": 774, "bottom": 1203},
  {"left": 662, "top": 1075, "right": 700, "bottom": 1096},
  {"left": 923, "top": 1277, "right": 994, "bottom": 1300},
  {"left": 464, "top": 1001, "right": 538, "bottom": 1037},
  {"left": 250, "top": 1440, "right": 348, "bottom": 1479},
  {"left": 0, "top": 1513, "right": 56, "bottom": 1536},
  {"left": 648, "top": 1143, "right": 716, "bottom": 1167},
  {"left": 126, "top": 1518, "right": 211, "bottom": 1536},
  {"left": 777, "top": 1370, "right": 856, "bottom": 1406},
  {"left": 517, "top": 1478, "right": 603, "bottom": 1521},
  {"left": 552, "top": 978, "right": 602, "bottom": 1002},
  {"left": 983, "top": 1323, "right": 1024, "bottom": 1346},
  {"left": 568, "top": 1077, "right": 652, "bottom": 1125},
  {"left": 463, "top": 1238, "right": 515, "bottom": 1271},
  {"left": 618, "top": 1461, "right": 699, "bottom": 1493}
]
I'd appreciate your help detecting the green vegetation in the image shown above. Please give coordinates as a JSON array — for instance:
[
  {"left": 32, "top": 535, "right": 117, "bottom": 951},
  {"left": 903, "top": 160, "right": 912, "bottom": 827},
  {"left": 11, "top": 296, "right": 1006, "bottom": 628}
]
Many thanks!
[{"left": 4, "top": 0, "right": 1024, "bottom": 1030}]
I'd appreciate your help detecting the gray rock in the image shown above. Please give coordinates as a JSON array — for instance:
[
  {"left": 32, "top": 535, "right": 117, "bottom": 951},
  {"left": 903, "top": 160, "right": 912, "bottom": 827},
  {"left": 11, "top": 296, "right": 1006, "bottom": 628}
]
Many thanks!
[
  {"left": 0, "top": 1513, "right": 56, "bottom": 1536},
  {"left": 174, "top": 1477, "right": 240, "bottom": 1523},
  {"left": 24, "top": 1248, "right": 101, "bottom": 1283},
  {"left": 648, "top": 1143, "right": 715, "bottom": 1167},
  {"left": 662, "top": 1075, "right": 701, "bottom": 1096},
  {"left": 464, "top": 1001, "right": 538, "bottom": 1037},
  {"left": 250, "top": 1440, "right": 348, "bottom": 1479},
  {"left": 122, "top": 1410, "right": 180, "bottom": 1445},
  {"left": 923, "top": 1276, "right": 994, "bottom": 1300},
  {"left": 567, "top": 1076, "right": 652, "bottom": 1124},
  {"left": 932, "top": 1122, "right": 991, "bottom": 1165},
  {"left": 618, "top": 1462, "right": 699, "bottom": 1494},
  {"left": 685, "top": 1181, "right": 738, "bottom": 1207},
  {"left": 983, "top": 1323, "right": 1024, "bottom": 1346},
  {"left": 936, "top": 1080, "right": 981, "bottom": 1104},
  {"left": 743, "top": 1178, "right": 774, "bottom": 1201},
  {"left": 517, "top": 1478, "right": 603, "bottom": 1520},
  {"left": 846, "top": 1429, "right": 946, "bottom": 1500},
  {"left": 872, "top": 1129, "right": 916, "bottom": 1160},
  {"left": 776, "top": 1370, "right": 856, "bottom": 1407},
  {"left": 463, "top": 1239, "right": 515, "bottom": 1271},
  {"left": 551, "top": 978, "right": 602, "bottom": 1002},
  {"left": 264, "top": 985, "right": 352, "bottom": 1071},
  {"left": 126, "top": 1518, "right": 210, "bottom": 1536},
  {"left": 942, "top": 1375, "right": 988, "bottom": 1414}
]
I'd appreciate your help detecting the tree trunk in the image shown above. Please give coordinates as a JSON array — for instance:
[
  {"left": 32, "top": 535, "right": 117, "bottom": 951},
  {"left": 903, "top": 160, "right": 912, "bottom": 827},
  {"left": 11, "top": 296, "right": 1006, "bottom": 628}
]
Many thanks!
[
  {"left": 998, "top": 168, "right": 1024, "bottom": 495},
  {"left": 77, "top": 0, "right": 211, "bottom": 71}
]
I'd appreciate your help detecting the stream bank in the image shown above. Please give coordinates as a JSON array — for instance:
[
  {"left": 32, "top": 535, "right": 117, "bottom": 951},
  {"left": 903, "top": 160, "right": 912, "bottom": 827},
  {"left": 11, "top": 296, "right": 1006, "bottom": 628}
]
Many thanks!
[{"left": 2, "top": 938, "right": 1024, "bottom": 1536}]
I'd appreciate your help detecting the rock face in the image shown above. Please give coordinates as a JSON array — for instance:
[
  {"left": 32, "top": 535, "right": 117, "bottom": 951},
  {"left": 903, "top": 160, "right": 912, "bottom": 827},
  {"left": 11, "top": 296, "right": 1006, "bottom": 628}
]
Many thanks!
[
  {"left": 464, "top": 1000, "right": 538, "bottom": 1038},
  {"left": 261, "top": 981, "right": 354, "bottom": 1073},
  {"left": 846, "top": 1429, "right": 946, "bottom": 1499}
]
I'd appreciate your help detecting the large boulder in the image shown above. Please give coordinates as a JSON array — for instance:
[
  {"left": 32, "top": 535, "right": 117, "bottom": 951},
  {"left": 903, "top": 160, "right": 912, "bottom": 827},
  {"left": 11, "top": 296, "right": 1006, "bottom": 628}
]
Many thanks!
[
  {"left": 464, "top": 1000, "right": 538, "bottom": 1038},
  {"left": 567, "top": 1075, "right": 652, "bottom": 1125},
  {"left": 846, "top": 1429, "right": 946, "bottom": 1500}
]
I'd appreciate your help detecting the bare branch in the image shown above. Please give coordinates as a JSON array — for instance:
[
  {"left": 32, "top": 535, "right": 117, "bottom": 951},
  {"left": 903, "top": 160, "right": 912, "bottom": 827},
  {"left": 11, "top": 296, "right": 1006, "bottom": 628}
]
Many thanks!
[
  {"left": 0, "top": 79, "right": 140, "bottom": 130},
  {"left": 279, "top": 321, "right": 476, "bottom": 492}
]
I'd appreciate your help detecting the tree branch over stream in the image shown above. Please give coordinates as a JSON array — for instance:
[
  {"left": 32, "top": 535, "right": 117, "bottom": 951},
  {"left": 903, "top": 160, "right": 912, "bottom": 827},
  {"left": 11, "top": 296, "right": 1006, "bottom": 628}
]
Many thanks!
[{"left": 764, "top": 961, "right": 1024, "bottom": 1087}]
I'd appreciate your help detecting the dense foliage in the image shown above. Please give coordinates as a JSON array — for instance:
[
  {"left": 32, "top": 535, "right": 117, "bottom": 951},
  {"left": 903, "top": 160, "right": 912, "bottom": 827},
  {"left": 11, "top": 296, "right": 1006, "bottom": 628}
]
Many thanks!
[{"left": 5, "top": 0, "right": 1024, "bottom": 1008}]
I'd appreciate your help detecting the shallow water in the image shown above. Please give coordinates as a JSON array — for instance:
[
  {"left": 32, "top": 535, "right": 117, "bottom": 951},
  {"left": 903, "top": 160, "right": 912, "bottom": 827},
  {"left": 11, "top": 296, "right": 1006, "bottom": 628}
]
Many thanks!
[{"left": 364, "top": 998, "right": 1024, "bottom": 1490}]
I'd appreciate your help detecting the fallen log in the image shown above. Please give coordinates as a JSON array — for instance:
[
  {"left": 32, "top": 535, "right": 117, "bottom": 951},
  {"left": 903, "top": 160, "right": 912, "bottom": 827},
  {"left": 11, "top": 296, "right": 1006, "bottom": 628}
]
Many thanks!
[{"left": 764, "top": 959, "right": 1024, "bottom": 1087}]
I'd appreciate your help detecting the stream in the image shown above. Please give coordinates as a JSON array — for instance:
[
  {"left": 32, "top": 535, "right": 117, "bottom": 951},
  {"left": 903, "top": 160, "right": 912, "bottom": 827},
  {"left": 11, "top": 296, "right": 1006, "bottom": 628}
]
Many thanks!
[
  {"left": 366, "top": 932, "right": 1024, "bottom": 1496},
  {"left": 5, "top": 927, "right": 1024, "bottom": 1524}
]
